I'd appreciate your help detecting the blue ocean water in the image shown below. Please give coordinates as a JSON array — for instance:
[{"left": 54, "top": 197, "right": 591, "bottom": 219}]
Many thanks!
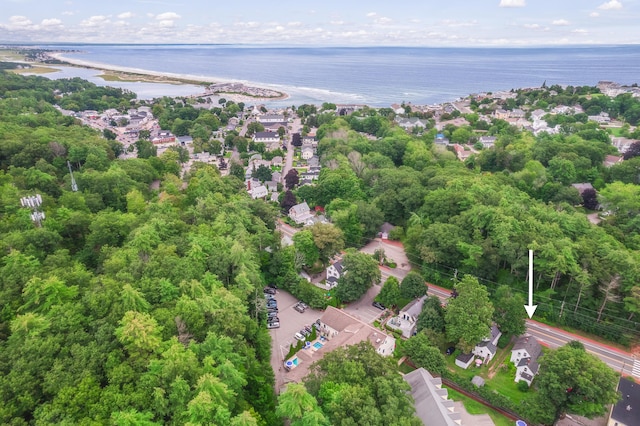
[{"left": 39, "top": 44, "right": 640, "bottom": 106}]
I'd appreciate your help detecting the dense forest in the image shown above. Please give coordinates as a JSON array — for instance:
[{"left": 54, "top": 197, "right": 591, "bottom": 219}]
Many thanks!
[{"left": 0, "top": 71, "right": 282, "bottom": 425}]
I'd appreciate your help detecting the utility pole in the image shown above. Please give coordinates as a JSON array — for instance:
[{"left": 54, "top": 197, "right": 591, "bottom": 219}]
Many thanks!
[{"left": 67, "top": 161, "right": 78, "bottom": 192}]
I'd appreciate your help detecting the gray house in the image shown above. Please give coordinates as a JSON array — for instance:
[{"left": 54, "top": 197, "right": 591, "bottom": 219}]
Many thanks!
[{"left": 403, "top": 368, "right": 461, "bottom": 426}]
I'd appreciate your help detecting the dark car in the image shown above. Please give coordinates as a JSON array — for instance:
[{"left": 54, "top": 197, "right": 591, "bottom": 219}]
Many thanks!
[
  {"left": 267, "top": 300, "right": 277, "bottom": 307},
  {"left": 301, "top": 328, "right": 311, "bottom": 336},
  {"left": 372, "top": 301, "right": 386, "bottom": 310},
  {"left": 294, "top": 303, "right": 306, "bottom": 313},
  {"left": 267, "top": 306, "right": 278, "bottom": 313},
  {"left": 446, "top": 346, "right": 455, "bottom": 356},
  {"left": 264, "top": 287, "right": 276, "bottom": 295},
  {"left": 304, "top": 325, "right": 313, "bottom": 334}
]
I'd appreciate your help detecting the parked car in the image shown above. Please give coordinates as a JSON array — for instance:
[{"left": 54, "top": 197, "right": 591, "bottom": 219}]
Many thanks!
[
  {"left": 267, "top": 322, "right": 280, "bottom": 329},
  {"left": 263, "top": 287, "right": 276, "bottom": 295},
  {"left": 267, "top": 306, "right": 278, "bottom": 313},
  {"left": 294, "top": 332, "right": 306, "bottom": 341},
  {"left": 267, "top": 300, "right": 277, "bottom": 307},
  {"left": 301, "top": 328, "right": 310, "bottom": 337},
  {"left": 294, "top": 303, "right": 306, "bottom": 313},
  {"left": 304, "top": 325, "right": 313, "bottom": 334},
  {"left": 267, "top": 312, "right": 279, "bottom": 319},
  {"left": 268, "top": 316, "right": 279, "bottom": 323},
  {"left": 372, "top": 301, "right": 386, "bottom": 310},
  {"left": 299, "top": 301, "right": 309, "bottom": 309},
  {"left": 264, "top": 293, "right": 275, "bottom": 300},
  {"left": 446, "top": 346, "right": 455, "bottom": 356}
]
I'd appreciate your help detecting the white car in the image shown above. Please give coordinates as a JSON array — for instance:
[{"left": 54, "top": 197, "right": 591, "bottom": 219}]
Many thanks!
[{"left": 294, "top": 332, "right": 306, "bottom": 341}]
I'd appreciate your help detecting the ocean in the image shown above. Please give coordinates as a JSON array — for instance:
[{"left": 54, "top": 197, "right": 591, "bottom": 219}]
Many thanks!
[{"left": 36, "top": 44, "right": 640, "bottom": 107}]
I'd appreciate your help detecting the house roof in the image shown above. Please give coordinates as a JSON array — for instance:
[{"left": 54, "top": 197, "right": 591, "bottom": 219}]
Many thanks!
[
  {"left": 289, "top": 202, "right": 310, "bottom": 215},
  {"left": 329, "top": 260, "right": 343, "bottom": 274},
  {"left": 611, "top": 377, "right": 640, "bottom": 426},
  {"left": 320, "top": 306, "right": 355, "bottom": 332},
  {"left": 401, "top": 296, "right": 427, "bottom": 318},
  {"left": 404, "top": 368, "right": 459, "bottom": 426},
  {"left": 517, "top": 357, "right": 540, "bottom": 375},
  {"left": 476, "top": 340, "right": 497, "bottom": 354},
  {"left": 571, "top": 182, "right": 595, "bottom": 195},
  {"left": 254, "top": 131, "right": 278, "bottom": 139},
  {"left": 380, "top": 222, "right": 395, "bottom": 234},
  {"left": 512, "top": 335, "right": 542, "bottom": 361},
  {"left": 456, "top": 352, "right": 474, "bottom": 363}
]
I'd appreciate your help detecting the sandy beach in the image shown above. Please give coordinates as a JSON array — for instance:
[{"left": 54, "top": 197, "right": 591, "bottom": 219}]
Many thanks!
[{"left": 48, "top": 52, "right": 289, "bottom": 102}]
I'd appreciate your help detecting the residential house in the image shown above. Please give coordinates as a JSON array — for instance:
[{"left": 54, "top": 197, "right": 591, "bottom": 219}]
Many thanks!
[
  {"left": 452, "top": 144, "right": 473, "bottom": 162},
  {"left": 493, "top": 109, "right": 510, "bottom": 119},
  {"left": 455, "top": 352, "right": 475, "bottom": 370},
  {"left": 379, "top": 222, "right": 395, "bottom": 239},
  {"left": 264, "top": 181, "right": 278, "bottom": 192},
  {"left": 510, "top": 335, "right": 542, "bottom": 386},
  {"left": 152, "top": 131, "right": 176, "bottom": 144},
  {"left": 604, "top": 155, "right": 623, "bottom": 167},
  {"left": 387, "top": 296, "right": 426, "bottom": 338},
  {"left": 248, "top": 185, "right": 268, "bottom": 200},
  {"left": 257, "top": 114, "right": 286, "bottom": 124},
  {"left": 271, "top": 156, "right": 283, "bottom": 167},
  {"left": 472, "top": 325, "right": 502, "bottom": 363},
  {"left": 391, "top": 103, "right": 406, "bottom": 114},
  {"left": 612, "top": 137, "right": 636, "bottom": 154},
  {"left": 478, "top": 136, "right": 497, "bottom": 149},
  {"left": 177, "top": 136, "right": 193, "bottom": 146},
  {"left": 571, "top": 182, "right": 595, "bottom": 196},
  {"left": 271, "top": 170, "right": 282, "bottom": 184},
  {"left": 510, "top": 108, "right": 526, "bottom": 118},
  {"left": 318, "top": 306, "right": 395, "bottom": 356},
  {"left": 288, "top": 201, "right": 314, "bottom": 224},
  {"left": 253, "top": 131, "right": 281, "bottom": 151},
  {"left": 307, "top": 156, "right": 320, "bottom": 168},
  {"left": 270, "top": 192, "right": 280, "bottom": 202},
  {"left": 588, "top": 112, "right": 611, "bottom": 124},
  {"left": 302, "top": 136, "right": 318, "bottom": 148},
  {"left": 403, "top": 368, "right": 461, "bottom": 426},
  {"left": 326, "top": 260, "right": 343, "bottom": 290},
  {"left": 530, "top": 109, "right": 547, "bottom": 120},
  {"left": 301, "top": 147, "right": 315, "bottom": 160},
  {"left": 608, "top": 377, "right": 640, "bottom": 426},
  {"left": 397, "top": 117, "right": 427, "bottom": 130},
  {"left": 435, "top": 133, "right": 450, "bottom": 146}
]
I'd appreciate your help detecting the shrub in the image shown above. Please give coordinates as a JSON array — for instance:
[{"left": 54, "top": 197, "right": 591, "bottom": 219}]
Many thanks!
[
  {"left": 497, "top": 333, "right": 511, "bottom": 349},
  {"left": 517, "top": 380, "right": 530, "bottom": 393}
]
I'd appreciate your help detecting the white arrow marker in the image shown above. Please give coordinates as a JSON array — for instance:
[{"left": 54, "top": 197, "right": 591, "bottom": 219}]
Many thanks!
[{"left": 524, "top": 249, "right": 538, "bottom": 319}]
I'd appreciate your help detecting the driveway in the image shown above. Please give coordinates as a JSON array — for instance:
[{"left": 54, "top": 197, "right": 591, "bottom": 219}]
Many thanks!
[
  {"left": 267, "top": 289, "right": 324, "bottom": 393},
  {"left": 342, "top": 283, "right": 386, "bottom": 324}
]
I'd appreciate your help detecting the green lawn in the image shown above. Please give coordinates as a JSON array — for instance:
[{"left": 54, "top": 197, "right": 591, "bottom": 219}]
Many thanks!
[
  {"left": 445, "top": 388, "right": 513, "bottom": 426},
  {"left": 608, "top": 127, "right": 624, "bottom": 136}
]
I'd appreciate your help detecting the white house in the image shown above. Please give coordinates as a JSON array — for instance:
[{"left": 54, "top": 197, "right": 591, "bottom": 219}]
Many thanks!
[
  {"left": 404, "top": 368, "right": 461, "bottom": 426},
  {"left": 301, "top": 147, "right": 314, "bottom": 160},
  {"left": 248, "top": 185, "right": 268, "bottom": 200},
  {"left": 288, "top": 202, "right": 314, "bottom": 224},
  {"left": 253, "top": 131, "right": 281, "bottom": 151},
  {"left": 455, "top": 352, "right": 475, "bottom": 370},
  {"left": 510, "top": 334, "right": 542, "bottom": 386},
  {"left": 257, "top": 114, "right": 286, "bottom": 124},
  {"left": 386, "top": 296, "right": 426, "bottom": 338},
  {"left": 326, "top": 260, "right": 343, "bottom": 289},
  {"left": 472, "top": 324, "right": 502, "bottom": 363},
  {"left": 478, "top": 136, "right": 497, "bottom": 149}
]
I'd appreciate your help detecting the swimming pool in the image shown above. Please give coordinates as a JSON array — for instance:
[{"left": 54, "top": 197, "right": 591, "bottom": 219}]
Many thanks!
[{"left": 313, "top": 341, "right": 323, "bottom": 349}]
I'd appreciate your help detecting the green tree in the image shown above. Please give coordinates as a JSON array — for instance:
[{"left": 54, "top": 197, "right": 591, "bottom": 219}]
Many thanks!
[
  {"left": 399, "top": 271, "right": 427, "bottom": 299},
  {"left": 402, "top": 332, "right": 446, "bottom": 375},
  {"left": 445, "top": 275, "right": 494, "bottom": 353},
  {"left": 309, "top": 223, "right": 345, "bottom": 265},
  {"left": 535, "top": 342, "right": 619, "bottom": 421},
  {"left": 114, "top": 310, "right": 163, "bottom": 357},
  {"left": 292, "top": 230, "right": 320, "bottom": 268},
  {"left": 376, "top": 276, "right": 401, "bottom": 309},
  {"left": 276, "top": 384, "right": 327, "bottom": 425},
  {"left": 416, "top": 297, "right": 445, "bottom": 333},
  {"left": 335, "top": 250, "right": 381, "bottom": 303},
  {"left": 252, "top": 164, "right": 272, "bottom": 182},
  {"left": 492, "top": 285, "right": 526, "bottom": 337}
]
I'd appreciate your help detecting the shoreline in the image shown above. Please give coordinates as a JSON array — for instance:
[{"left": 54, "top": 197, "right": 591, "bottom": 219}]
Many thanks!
[{"left": 47, "top": 52, "right": 289, "bottom": 102}]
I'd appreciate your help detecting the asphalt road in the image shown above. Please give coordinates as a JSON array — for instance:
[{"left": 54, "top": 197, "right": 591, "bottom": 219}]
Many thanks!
[{"left": 426, "top": 282, "right": 638, "bottom": 378}]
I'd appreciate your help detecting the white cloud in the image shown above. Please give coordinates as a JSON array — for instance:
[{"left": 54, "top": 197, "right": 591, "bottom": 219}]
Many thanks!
[
  {"left": 572, "top": 28, "right": 588, "bottom": 34},
  {"left": 80, "top": 15, "right": 110, "bottom": 27},
  {"left": 61, "top": 11, "right": 74, "bottom": 16},
  {"left": 330, "top": 20, "right": 345, "bottom": 25},
  {"left": 118, "top": 12, "right": 134, "bottom": 19},
  {"left": 374, "top": 17, "right": 392, "bottom": 25},
  {"left": 366, "top": 12, "right": 377, "bottom": 17},
  {"left": 41, "top": 18, "right": 63, "bottom": 27},
  {"left": 9, "top": 15, "right": 33, "bottom": 27},
  {"left": 155, "top": 12, "right": 180, "bottom": 21},
  {"left": 524, "top": 23, "right": 540, "bottom": 29},
  {"left": 598, "top": 0, "right": 622, "bottom": 10},
  {"left": 552, "top": 19, "right": 570, "bottom": 26},
  {"left": 287, "top": 21, "right": 302, "bottom": 27},
  {"left": 158, "top": 20, "right": 174, "bottom": 28},
  {"left": 590, "top": 12, "right": 600, "bottom": 17},
  {"left": 499, "top": 0, "right": 526, "bottom": 7},
  {"left": 441, "top": 19, "right": 477, "bottom": 28}
]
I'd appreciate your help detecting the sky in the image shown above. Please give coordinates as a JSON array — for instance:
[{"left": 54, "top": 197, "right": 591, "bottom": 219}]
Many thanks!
[{"left": 1, "top": 0, "right": 639, "bottom": 46}]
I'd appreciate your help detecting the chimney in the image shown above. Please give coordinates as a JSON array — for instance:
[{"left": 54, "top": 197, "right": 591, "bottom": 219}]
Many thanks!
[{"left": 247, "top": 180, "right": 251, "bottom": 190}]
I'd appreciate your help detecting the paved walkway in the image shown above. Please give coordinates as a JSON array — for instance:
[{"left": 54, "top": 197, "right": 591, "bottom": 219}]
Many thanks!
[{"left": 452, "top": 401, "right": 495, "bottom": 426}]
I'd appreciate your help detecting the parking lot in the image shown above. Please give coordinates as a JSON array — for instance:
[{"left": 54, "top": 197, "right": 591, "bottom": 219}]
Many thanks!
[{"left": 267, "top": 289, "right": 324, "bottom": 392}]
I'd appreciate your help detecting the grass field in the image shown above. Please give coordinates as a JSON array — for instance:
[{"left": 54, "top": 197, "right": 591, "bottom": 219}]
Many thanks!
[
  {"left": 446, "top": 387, "right": 514, "bottom": 426},
  {"left": 11, "top": 66, "right": 58, "bottom": 74}
]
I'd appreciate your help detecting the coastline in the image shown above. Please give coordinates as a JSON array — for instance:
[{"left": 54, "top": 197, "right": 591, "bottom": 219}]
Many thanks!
[{"left": 47, "top": 52, "right": 289, "bottom": 102}]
